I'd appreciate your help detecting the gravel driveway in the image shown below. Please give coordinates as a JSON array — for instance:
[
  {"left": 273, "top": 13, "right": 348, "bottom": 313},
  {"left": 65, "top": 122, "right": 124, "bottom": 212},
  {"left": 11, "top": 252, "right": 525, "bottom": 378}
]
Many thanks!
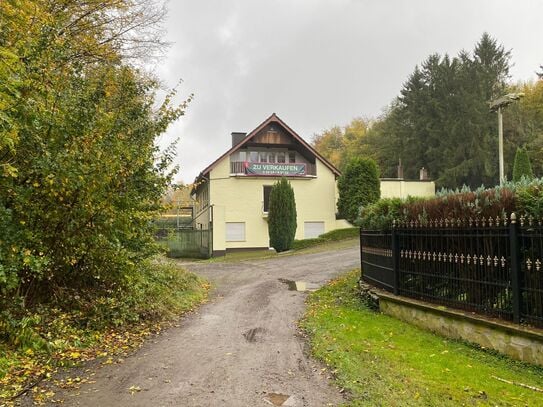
[{"left": 56, "top": 245, "right": 360, "bottom": 406}]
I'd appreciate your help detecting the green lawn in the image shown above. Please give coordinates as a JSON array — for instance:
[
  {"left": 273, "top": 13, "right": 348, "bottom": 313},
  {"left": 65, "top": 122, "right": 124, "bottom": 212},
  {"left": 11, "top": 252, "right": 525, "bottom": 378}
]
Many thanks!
[{"left": 300, "top": 270, "right": 543, "bottom": 406}]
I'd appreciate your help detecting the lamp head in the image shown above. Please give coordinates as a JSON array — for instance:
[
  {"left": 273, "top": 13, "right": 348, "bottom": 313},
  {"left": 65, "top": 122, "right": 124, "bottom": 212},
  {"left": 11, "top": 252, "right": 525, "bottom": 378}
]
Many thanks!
[{"left": 489, "top": 92, "right": 525, "bottom": 112}]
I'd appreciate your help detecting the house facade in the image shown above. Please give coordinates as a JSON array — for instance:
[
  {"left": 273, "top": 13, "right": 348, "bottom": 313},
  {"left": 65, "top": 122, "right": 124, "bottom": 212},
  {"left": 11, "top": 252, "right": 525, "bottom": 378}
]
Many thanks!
[{"left": 192, "top": 113, "right": 351, "bottom": 256}]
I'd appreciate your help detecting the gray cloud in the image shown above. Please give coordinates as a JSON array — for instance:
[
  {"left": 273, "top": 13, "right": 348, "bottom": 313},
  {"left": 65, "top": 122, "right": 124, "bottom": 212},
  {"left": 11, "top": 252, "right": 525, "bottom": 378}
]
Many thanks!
[{"left": 155, "top": 0, "right": 543, "bottom": 183}]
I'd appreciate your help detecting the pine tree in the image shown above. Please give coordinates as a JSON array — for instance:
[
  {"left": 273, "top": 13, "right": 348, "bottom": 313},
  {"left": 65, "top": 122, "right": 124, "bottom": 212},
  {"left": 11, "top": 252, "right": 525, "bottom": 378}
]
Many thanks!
[
  {"left": 512, "top": 147, "right": 534, "bottom": 181},
  {"left": 337, "top": 157, "right": 380, "bottom": 223},
  {"left": 268, "top": 178, "right": 297, "bottom": 252}
]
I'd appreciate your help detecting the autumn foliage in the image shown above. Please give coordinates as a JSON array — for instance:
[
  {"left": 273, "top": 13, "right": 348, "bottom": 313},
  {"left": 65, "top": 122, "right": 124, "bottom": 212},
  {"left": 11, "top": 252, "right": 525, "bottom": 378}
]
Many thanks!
[
  {"left": 0, "top": 0, "right": 201, "bottom": 401},
  {"left": 0, "top": 0, "right": 191, "bottom": 304}
]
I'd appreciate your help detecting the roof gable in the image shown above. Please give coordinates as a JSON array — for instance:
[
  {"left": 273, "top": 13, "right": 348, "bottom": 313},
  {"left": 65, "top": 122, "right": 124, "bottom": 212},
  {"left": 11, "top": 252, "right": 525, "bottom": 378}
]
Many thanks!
[{"left": 196, "top": 113, "right": 340, "bottom": 180}]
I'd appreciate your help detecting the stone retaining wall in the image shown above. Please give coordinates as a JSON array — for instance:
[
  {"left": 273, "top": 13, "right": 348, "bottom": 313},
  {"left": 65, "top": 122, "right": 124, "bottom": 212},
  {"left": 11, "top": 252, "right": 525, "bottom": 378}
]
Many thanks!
[{"left": 376, "top": 291, "right": 543, "bottom": 366}]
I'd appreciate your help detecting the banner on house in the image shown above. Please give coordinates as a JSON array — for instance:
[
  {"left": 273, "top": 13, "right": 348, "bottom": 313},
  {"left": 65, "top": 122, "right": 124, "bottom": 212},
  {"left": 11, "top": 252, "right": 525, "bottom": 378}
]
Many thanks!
[{"left": 245, "top": 162, "right": 306, "bottom": 176}]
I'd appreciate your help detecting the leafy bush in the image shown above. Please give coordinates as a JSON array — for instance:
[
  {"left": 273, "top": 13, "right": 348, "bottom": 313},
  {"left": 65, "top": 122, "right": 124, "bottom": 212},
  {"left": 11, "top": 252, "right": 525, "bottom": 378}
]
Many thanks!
[
  {"left": 515, "top": 179, "right": 543, "bottom": 218},
  {"left": 358, "top": 198, "right": 404, "bottom": 230},
  {"left": 0, "top": 263, "right": 208, "bottom": 349},
  {"left": 0, "top": 1, "right": 191, "bottom": 311},
  {"left": 268, "top": 178, "right": 297, "bottom": 252},
  {"left": 337, "top": 158, "right": 380, "bottom": 222}
]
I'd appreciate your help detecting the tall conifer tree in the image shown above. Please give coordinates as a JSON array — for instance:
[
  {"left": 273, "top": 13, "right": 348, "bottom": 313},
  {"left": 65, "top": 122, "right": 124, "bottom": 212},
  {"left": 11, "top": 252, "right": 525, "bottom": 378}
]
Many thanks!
[
  {"left": 268, "top": 178, "right": 297, "bottom": 252},
  {"left": 512, "top": 147, "right": 534, "bottom": 181}
]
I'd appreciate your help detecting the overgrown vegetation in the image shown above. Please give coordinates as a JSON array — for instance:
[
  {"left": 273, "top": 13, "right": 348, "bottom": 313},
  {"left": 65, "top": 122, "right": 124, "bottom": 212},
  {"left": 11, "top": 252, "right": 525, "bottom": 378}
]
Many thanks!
[
  {"left": 0, "top": 0, "right": 200, "bottom": 402},
  {"left": 301, "top": 270, "right": 543, "bottom": 406},
  {"left": 268, "top": 178, "right": 297, "bottom": 252},
  {"left": 0, "top": 262, "right": 209, "bottom": 403},
  {"left": 358, "top": 178, "right": 543, "bottom": 230},
  {"left": 337, "top": 158, "right": 380, "bottom": 223}
]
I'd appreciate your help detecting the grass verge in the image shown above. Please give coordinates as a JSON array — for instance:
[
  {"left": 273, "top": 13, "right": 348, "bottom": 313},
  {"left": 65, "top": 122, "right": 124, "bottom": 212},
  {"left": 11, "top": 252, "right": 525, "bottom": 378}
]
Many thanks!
[
  {"left": 179, "top": 227, "right": 360, "bottom": 263},
  {"left": 300, "top": 269, "right": 543, "bottom": 406},
  {"left": 292, "top": 227, "right": 359, "bottom": 250},
  {"left": 0, "top": 262, "right": 209, "bottom": 405}
]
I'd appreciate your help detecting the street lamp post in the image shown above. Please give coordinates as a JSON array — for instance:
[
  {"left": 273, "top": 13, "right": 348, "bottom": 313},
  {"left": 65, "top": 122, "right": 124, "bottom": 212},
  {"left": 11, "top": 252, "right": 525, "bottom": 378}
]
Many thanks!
[
  {"left": 490, "top": 93, "right": 524, "bottom": 186},
  {"left": 497, "top": 106, "right": 504, "bottom": 185}
]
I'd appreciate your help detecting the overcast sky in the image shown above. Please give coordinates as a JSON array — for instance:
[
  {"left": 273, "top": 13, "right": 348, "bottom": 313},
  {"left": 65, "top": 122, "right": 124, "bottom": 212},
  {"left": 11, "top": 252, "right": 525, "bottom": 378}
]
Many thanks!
[{"left": 154, "top": 0, "right": 543, "bottom": 184}]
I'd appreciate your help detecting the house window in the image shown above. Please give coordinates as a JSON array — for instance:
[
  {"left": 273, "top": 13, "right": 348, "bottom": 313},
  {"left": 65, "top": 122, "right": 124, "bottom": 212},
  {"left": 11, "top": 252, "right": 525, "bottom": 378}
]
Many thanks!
[
  {"left": 259, "top": 152, "right": 268, "bottom": 163},
  {"left": 277, "top": 152, "right": 286, "bottom": 163},
  {"left": 289, "top": 152, "right": 296, "bottom": 163},
  {"left": 304, "top": 221, "right": 325, "bottom": 239},
  {"left": 263, "top": 186, "right": 273, "bottom": 212},
  {"left": 249, "top": 151, "right": 258, "bottom": 162},
  {"left": 226, "top": 222, "right": 245, "bottom": 241},
  {"left": 268, "top": 153, "right": 275, "bottom": 163}
]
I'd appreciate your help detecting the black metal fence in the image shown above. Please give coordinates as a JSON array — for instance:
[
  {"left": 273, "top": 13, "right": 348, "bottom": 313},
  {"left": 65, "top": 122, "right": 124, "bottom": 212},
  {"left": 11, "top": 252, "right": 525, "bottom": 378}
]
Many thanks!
[{"left": 360, "top": 214, "right": 543, "bottom": 328}]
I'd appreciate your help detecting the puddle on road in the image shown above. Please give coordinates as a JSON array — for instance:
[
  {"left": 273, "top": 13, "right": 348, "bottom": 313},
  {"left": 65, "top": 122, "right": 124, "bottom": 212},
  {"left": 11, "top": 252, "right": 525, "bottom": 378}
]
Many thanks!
[
  {"left": 264, "top": 393, "right": 290, "bottom": 406},
  {"left": 278, "top": 278, "right": 319, "bottom": 292}
]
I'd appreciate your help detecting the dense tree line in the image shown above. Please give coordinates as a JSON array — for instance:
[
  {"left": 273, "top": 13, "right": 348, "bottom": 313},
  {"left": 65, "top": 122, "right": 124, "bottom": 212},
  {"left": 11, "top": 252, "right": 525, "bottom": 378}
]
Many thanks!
[
  {"left": 0, "top": 1, "right": 189, "bottom": 306},
  {"left": 312, "top": 34, "right": 543, "bottom": 189}
]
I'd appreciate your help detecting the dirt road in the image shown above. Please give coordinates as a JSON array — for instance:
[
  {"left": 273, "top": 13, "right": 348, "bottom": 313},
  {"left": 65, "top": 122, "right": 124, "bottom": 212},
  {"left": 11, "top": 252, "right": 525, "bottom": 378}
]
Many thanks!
[{"left": 55, "top": 245, "right": 359, "bottom": 406}]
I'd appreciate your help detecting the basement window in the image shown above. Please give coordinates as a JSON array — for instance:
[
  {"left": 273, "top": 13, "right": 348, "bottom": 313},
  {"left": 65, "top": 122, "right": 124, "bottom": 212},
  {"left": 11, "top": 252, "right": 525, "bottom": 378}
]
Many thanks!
[
  {"left": 304, "top": 221, "right": 325, "bottom": 239},
  {"left": 226, "top": 222, "right": 245, "bottom": 241}
]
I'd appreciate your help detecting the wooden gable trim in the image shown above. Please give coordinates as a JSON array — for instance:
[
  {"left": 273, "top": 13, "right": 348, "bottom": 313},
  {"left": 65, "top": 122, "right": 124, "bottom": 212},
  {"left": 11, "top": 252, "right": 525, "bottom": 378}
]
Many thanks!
[{"left": 195, "top": 113, "right": 341, "bottom": 183}]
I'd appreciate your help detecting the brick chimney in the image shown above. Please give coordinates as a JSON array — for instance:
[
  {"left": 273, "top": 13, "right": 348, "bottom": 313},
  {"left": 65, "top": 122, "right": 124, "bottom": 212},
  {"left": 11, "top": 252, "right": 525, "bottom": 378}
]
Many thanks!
[
  {"left": 419, "top": 167, "right": 428, "bottom": 181},
  {"left": 231, "top": 132, "right": 246, "bottom": 147},
  {"left": 397, "top": 159, "right": 404, "bottom": 179}
]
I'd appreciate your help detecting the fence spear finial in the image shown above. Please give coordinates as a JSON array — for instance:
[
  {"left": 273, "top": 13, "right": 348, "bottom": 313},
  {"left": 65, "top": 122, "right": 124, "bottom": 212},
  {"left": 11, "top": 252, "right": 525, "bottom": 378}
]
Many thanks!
[{"left": 511, "top": 212, "right": 516, "bottom": 224}]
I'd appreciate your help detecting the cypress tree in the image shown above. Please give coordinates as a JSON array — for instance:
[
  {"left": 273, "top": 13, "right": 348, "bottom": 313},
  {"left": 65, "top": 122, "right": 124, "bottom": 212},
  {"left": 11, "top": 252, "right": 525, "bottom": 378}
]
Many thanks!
[
  {"left": 268, "top": 178, "right": 297, "bottom": 252},
  {"left": 512, "top": 147, "right": 534, "bottom": 181},
  {"left": 337, "top": 157, "right": 380, "bottom": 223}
]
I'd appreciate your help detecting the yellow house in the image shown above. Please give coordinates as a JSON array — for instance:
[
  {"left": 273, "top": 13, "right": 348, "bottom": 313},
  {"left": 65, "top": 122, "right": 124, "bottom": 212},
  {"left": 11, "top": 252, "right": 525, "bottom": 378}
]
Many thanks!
[{"left": 192, "top": 113, "right": 351, "bottom": 256}]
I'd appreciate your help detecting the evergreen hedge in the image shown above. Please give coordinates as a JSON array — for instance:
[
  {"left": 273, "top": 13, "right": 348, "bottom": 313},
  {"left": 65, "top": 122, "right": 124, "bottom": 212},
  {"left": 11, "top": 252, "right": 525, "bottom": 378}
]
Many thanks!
[{"left": 268, "top": 178, "right": 297, "bottom": 252}]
